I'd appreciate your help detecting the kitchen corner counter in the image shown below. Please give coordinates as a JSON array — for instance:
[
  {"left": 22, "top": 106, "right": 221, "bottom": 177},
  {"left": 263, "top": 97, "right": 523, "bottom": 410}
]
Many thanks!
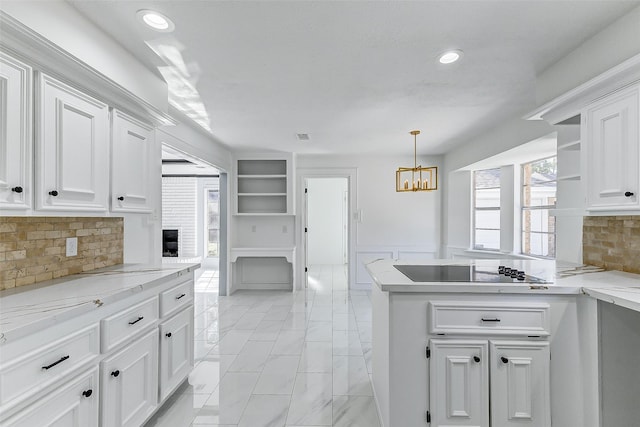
[{"left": 0, "top": 263, "right": 200, "bottom": 344}]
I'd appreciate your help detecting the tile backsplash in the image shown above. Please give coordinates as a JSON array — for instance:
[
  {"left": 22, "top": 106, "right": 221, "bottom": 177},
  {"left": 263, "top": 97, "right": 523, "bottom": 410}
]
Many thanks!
[
  {"left": 0, "top": 217, "right": 123, "bottom": 290},
  {"left": 583, "top": 216, "right": 640, "bottom": 274}
]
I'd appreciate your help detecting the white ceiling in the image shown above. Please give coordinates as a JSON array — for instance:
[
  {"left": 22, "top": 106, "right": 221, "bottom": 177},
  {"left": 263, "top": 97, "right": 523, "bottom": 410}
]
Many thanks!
[{"left": 69, "top": 0, "right": 639, "bottom": 156}]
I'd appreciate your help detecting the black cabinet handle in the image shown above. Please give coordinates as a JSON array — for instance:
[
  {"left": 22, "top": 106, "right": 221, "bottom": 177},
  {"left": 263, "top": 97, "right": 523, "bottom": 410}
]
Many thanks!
[
  {"left": 625, "top": 191, "right": 634, "bottom": 197},
  {"left": 111, "top": 370, "right": 120, "bottom": 377},
  {"left": 175, "top": 293, "right": 186, "bottom": 300},
  {"left": 82, "top": 389, "right": 93, "bottom": 398},
  {"left": 473, "top": 356, "right": 480, "bottom": 363},
  {"left": 48, "top": 190, "right": 58, "bottom": 196},
  {"left": 128, "top": 316, "right": 144, "bottom": 325},
  {"left": 117, "top": 196, "right": 124, "bottom": 201},
  {"left": 481, "top": 318, "right": 501, "bottom": 322},
  {"left": 11, "top": 186, "right": 23, "bottom": 193},
  {"left": 501, "top": 356, "right": 509, "bottom": 364},
  {"left": 165, "top": 332, "right": 172, "bottom": 338},
  {"left": 41, "top": 355, "right": 70, "bottom": 370}
]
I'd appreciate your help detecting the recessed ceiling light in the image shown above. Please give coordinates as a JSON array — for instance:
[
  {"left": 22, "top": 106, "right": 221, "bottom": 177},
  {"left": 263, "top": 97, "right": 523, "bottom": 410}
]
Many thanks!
[
  {"left": 438, "top": 49, "right": 463, "bottom": 64},
  {"left": 136, "top": 10, "right": 175, "bottom": 32}
]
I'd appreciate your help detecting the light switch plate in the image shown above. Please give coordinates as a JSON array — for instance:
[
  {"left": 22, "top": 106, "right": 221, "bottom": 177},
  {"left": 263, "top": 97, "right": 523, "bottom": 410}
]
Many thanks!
[{"left": 66, "top": 237, "right": 78, "bottom": 257}]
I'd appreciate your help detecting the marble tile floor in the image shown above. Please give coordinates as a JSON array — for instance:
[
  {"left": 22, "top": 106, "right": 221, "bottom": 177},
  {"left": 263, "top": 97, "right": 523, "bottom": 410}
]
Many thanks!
[{"left": 144, "top": 264, "right": 380, "bottom": 427}]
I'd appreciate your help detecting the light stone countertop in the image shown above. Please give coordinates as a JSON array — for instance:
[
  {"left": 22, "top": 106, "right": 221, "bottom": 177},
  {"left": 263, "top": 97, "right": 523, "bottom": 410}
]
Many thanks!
[
  {"left": 0, "top": 263, "right": 200, "bottom": 344},
  {"left": 365, "top": 259, "right": 640, "bottom": 312}
]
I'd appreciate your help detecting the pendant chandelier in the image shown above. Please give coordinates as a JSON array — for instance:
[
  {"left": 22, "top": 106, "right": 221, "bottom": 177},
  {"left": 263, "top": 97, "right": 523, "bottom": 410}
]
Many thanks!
[{"left": 395, "top": 130, "right": 438, "bottom": 192}]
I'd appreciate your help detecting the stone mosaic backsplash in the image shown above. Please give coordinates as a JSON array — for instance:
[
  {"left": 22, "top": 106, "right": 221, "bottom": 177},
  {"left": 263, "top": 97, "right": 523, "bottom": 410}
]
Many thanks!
[
  {"left": 0, "top": 217, "right": 123, "bottom": 290},
  {"left": 583, "top": 216, "right": 640, "bottom": 274}
]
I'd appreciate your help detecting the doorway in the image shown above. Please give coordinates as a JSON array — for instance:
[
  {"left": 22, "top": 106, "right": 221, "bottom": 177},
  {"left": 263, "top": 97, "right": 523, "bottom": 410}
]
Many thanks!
[{"left": 305, "top": 177, "right": 349, "bottom": 292}]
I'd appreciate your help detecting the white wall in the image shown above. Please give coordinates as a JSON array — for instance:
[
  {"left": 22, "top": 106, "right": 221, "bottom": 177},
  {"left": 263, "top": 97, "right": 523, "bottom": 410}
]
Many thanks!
[
  {"left": 297, "top": 154, "right": 442, "bottom": 287},
  {"left": 0, "top": 0, "right": 168, "bottom": 110},
  {"left": 307, "top": 178, "right": 348, "bottom": 265}
]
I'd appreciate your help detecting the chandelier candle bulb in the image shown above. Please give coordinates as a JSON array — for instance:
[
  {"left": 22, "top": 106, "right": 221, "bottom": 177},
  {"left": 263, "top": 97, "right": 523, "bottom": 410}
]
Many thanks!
[{"left": 404, "top": 180, "right": 409, "bottom": 190}]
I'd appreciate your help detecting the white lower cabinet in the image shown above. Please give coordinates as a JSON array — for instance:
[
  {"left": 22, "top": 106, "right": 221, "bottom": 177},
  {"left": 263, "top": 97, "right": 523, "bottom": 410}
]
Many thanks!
[
  {"left": 100, "top": 328, "right": 159, "bottom": 427},
  {"left": 430, "top": 340, "right": 550, "bottom": 427},
  {"left": 1, "top": 367, "right": 99, "bottom": 427},
  {"left": 159, "top": 306, "right": 194, "bottom": 401}
]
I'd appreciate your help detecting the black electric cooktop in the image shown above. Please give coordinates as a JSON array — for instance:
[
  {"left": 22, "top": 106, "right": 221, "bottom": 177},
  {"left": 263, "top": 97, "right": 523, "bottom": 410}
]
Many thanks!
[{"left": 393, "top": 265, "right": 550, "bottom": 284}]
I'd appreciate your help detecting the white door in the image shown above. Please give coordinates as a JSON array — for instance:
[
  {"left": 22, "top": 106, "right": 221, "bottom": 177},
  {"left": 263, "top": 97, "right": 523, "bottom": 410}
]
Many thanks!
[
  {"left": 111, "top": 109, "right": 154, "bottom": 212},
  {"left": 36, "top": 72, "right": 109, "bottom": 211},
  {"left": 0, "top": 52, "right": 31, "bottom": 210},
  {"left": 583, "top": 86, "right": 639, "bottom": 210},
  {"left": 2, "top": 367, "right": 99, "bottom": 427},
  {"left": 100, "top": 329, "right": 158, "bottom": 427},
  {"left": 430, "top": 339, "right": 489, "bottom": 427},
  {"left": 159, "top": 307, "right": 194, "bottom": 401},
  {"left": 490, "top": 341, "right": 551, "bottom": 427}
]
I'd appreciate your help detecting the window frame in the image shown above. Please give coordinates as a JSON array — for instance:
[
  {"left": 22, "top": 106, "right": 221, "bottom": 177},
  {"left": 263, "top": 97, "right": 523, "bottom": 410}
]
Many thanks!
[
  {"left": 520, "top": 155, "right": 557, "bottom": 259},
  {"left": 472, "top": 168, "right": 502, "bottom": 251}
]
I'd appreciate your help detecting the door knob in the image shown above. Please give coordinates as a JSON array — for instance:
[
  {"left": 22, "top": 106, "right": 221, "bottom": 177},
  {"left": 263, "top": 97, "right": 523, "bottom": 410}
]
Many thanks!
[
  {"left": 501, "top": 356, "right": 509, "bottom": 364},
  {"left": 11, "top": 186, "right": 23, "bottom": 193},
  {"left": 473, "top": 356, "right": 480, "bottom": 363}
]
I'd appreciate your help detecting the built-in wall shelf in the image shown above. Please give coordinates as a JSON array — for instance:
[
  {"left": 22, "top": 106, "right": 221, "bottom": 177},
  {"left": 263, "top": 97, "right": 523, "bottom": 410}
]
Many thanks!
[
  {"left": 234, "top": 155, "right": 294, "bottom": 215},
  {"left": 557, "top": 174, "right": 581, "bottom": 181}
]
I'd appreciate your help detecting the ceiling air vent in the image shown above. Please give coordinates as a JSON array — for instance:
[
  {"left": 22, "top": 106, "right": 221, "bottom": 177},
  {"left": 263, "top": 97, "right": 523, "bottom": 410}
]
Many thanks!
[{"left": 296, "top": 133, "right": 310, "bottom": 141}]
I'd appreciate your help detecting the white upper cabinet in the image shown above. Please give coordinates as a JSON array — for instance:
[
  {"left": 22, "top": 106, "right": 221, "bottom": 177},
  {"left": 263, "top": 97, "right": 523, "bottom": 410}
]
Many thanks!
[
  {"left": 35, "top": 72, "right": 109, "bottom": 211},
  {"left": 111, "top": 109, "right": 154, "bottom": 213},
  {"left": 0, "top": 52, "right": 32, "bottom": 210},
  {"left": 582, "top": 85, "right": 640, "bottom": 212}
]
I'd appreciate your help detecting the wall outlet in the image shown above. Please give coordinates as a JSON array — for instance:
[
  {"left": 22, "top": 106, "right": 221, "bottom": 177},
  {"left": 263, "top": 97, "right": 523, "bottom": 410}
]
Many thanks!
[{"left": 66, "top": 237, "right": 78, "bottom": 257}]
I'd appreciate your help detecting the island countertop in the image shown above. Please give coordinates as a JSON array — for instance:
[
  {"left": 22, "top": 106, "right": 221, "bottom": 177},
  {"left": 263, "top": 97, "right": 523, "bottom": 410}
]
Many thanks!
[
  {"left": 0, "top": 263, "right": 200, "bottom": 344},
  {"left": 365, "top": 259, "right": 640, "bottom": 311}
]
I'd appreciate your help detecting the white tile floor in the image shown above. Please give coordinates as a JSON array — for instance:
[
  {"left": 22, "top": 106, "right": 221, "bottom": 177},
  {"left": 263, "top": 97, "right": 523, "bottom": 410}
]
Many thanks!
[{"left": 144, "top": 265, "right": 381, "bottom": 427}]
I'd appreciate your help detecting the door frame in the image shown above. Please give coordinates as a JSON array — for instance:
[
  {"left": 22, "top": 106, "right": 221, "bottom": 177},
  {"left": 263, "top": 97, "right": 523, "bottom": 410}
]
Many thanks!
[{"left": 296, "top": 168, "right": 357, "bottom": 291}]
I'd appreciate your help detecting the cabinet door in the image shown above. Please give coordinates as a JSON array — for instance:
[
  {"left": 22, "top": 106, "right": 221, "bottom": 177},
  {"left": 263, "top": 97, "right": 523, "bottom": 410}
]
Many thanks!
[
  {"left": 35, "top": 73, "right": 109, "bottom": 211},
  {"left": 159, "top": 306, "right": 194, "bottom": 401},
  {"left": 100, "top": 328, "right": 158, "bottom": 427},
  {"left": 429, "top": 340, "right": 489, "bottom": 427},
  {"left": 583, "top": 86, "right": 640, "bottom": 210},
  {"left": 111, "top": 110, "right": 154, "bottom": 213},
  {"left": 0, "top": 52, "right": 31, "bottom": 210},
  {"left": 1, "top": 367, "right": 99, "bottom": 427},
  {"left": 490, "top": 341, "right": 550, "bottom": 427}
]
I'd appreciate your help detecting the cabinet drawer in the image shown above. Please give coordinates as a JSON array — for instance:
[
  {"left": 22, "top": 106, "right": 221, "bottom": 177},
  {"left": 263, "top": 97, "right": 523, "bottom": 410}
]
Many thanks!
[
  {"left": 101, "top": 297, "right": 158, "bottom": 353},
  {"left": 0, "top": 367, "right": 99, "bottom": 427},
  {"left": 428, "top": 302, "right": 550, "bottom": 336},
  {"left": 0, "top": 324, "right": 99, "bottom": 408},
  {"left": 159, "top": 280, "right": 193, "bottom": 319}
]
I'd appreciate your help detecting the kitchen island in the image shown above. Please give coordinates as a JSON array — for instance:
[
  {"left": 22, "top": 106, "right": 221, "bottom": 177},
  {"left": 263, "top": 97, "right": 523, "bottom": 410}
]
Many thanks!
[{"left": 366, "top": 259, "right": 640, "bottom": 427}]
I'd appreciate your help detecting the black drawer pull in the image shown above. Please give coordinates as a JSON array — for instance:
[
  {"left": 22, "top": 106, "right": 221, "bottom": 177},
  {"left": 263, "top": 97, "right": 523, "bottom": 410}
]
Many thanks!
[
  {"left": 165, "top": 332, "right": 172, "bottom": 338},
  {"left": 42, "top": 355, "right": 70, "bottom": 370},
  {"left": 625, "top": 191, "right": 634, "bottom": 197},
  {"left": 82, "top": 389, "right": 93, "bottom": 398},
  {"left": 128, "top": 316, "right": 144, "bottom": 325},
  {"left": 11, "top": 186, "right": 23, "bottom": 193},
  {"left": 481, "top": 318, "right": 501, "bottom": 322},
  {"left": 501, "top": 356, "right": 509, "bottom": 364},
  {"left": 117, "top": 196, "right": 124, "bottom": 201},
  {"left": 473, "top": 356, "right": 481, "bottom": 363},
  {"left": 111, "top": 370, "right": 120, "bottom": 377},
  {"left": 48, "top": 190, "right": 58, "bottom": 197},
  {"left": 175, "top": 293, "right": 186, "bottom": 300}
]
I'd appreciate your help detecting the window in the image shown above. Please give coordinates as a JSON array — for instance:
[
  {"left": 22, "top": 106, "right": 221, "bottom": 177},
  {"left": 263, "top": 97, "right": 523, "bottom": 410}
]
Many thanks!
[
  {"left": 473, "top": 168, "right": 501, "bottom": 250},
  {"left": 206, "top": 189, "right": 220, "bottom": 257},
  {"left": 521, "top": 157, "right": 557, "bottom": 257}
]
